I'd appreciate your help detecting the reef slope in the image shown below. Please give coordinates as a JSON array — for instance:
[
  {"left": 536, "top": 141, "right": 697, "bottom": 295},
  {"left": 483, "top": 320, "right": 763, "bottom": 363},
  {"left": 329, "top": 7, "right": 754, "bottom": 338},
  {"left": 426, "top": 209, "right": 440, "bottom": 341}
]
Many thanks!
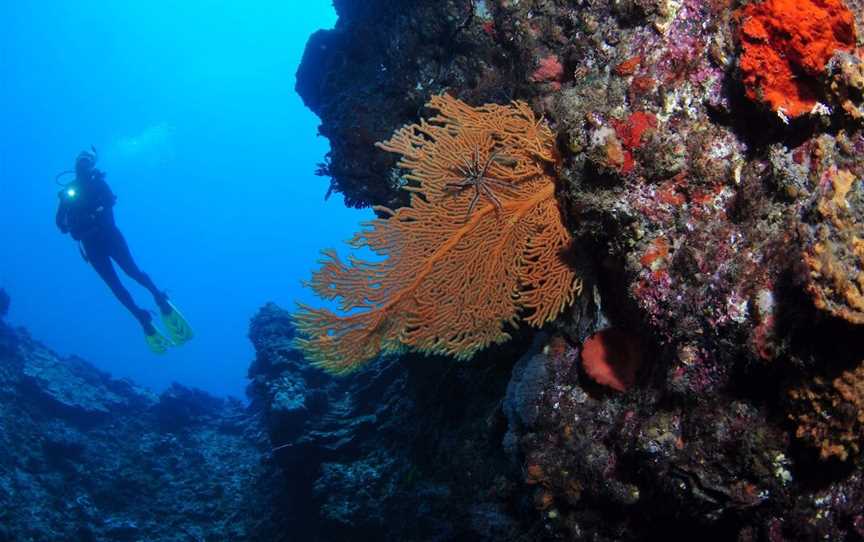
[{"left": 0, "top": 292, "right": 285, "bottom": 542}]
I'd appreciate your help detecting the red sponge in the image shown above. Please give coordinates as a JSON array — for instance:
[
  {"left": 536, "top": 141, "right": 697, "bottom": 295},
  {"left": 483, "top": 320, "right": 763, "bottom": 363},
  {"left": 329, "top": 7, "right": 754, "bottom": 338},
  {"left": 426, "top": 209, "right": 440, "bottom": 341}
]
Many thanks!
[{"left": 581, "top": 329, "right": 642, "bottom": 392}]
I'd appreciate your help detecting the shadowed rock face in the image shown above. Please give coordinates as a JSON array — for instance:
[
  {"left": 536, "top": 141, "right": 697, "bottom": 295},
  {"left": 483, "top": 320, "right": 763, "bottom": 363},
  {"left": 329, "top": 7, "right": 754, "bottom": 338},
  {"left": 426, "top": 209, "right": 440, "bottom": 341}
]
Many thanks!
[
  {"left": 295, "top": 0, "right": 512, "bottom": 210},
  {"left": 247, "top": 303, "right": 535, "bottom": 541},
  {"left": 0, "top": 305, "right": 285, "bottom": 542}
]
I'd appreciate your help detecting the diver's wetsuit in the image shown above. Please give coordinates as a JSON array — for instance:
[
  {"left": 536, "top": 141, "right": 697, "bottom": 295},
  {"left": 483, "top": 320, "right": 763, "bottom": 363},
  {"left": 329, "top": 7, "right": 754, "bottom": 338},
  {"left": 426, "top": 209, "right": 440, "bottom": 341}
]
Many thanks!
[{"left": 55, "top": 168, "right": 168, "bottom": 333}]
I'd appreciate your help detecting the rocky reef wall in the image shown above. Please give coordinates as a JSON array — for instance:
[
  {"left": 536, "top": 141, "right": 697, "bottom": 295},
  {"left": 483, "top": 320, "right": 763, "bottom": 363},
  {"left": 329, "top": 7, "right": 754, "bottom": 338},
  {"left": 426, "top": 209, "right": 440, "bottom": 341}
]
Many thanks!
[{"left": 286, "top": 0, "right": 864, "bottom": 540}]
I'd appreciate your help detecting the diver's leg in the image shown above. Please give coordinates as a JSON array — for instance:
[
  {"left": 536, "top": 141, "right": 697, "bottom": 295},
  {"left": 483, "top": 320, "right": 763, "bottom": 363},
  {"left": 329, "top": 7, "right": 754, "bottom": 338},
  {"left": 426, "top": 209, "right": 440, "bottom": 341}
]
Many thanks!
[
  {"left": 107, "top": 228, "right": 171, "bottom": 314},
  {"left": 85, "top": 240, "right": 155, "bottom": 333}
]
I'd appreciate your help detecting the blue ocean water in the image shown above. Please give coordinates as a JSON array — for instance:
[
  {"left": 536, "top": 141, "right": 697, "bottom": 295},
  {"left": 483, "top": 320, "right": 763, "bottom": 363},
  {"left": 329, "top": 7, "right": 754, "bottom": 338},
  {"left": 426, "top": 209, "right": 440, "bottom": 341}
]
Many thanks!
[{"left": 0, "top": 1, "right": 369, "bottom": 397}]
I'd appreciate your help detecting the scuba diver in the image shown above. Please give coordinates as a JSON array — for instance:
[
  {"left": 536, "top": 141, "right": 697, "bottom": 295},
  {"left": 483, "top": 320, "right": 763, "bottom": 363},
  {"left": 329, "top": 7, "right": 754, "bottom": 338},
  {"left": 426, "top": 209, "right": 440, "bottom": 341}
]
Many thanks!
[{"left": 55, "top": 148, "right": 193, "bottom": 354}]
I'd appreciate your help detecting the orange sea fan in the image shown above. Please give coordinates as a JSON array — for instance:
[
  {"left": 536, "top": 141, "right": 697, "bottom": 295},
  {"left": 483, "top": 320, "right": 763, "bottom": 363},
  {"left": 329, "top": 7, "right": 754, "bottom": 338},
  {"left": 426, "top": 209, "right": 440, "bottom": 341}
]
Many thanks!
[{"left": 293, "top": 94, "right": 581, "bottom": 373}]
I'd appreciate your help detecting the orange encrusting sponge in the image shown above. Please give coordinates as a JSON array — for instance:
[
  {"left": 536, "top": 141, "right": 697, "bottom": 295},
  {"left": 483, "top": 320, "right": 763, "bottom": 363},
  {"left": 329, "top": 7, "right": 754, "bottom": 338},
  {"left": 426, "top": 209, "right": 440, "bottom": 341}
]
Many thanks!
[{"left": 738, "top": 0, "right": 856, "bottom": 118}]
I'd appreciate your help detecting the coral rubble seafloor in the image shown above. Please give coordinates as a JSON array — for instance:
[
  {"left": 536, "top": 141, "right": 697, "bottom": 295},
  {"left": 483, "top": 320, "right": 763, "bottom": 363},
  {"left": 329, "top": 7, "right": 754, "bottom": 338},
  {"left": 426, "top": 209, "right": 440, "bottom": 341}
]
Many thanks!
[{"left": 4, "top": 0, "right": 864, "bottom": 540}]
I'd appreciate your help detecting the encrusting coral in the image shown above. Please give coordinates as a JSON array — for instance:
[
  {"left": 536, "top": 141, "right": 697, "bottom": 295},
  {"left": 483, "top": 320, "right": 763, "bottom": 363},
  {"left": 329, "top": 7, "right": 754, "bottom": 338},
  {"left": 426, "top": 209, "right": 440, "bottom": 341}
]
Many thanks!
[
  {"left": 802, "top": 167, "right": 864, "bottom": 324},
  {"left": 293, "top": 94, "right": 581, "bottom": 373},
  {"left": 789, "top": 360, "right": 864, "bottom": 461}
]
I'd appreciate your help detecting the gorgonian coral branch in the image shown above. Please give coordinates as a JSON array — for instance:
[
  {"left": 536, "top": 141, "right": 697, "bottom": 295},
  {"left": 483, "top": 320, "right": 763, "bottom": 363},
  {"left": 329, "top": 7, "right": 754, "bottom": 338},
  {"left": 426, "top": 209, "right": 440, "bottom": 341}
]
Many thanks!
[{"left": 294, "top": 94, "right": 581, "bottom": 373}]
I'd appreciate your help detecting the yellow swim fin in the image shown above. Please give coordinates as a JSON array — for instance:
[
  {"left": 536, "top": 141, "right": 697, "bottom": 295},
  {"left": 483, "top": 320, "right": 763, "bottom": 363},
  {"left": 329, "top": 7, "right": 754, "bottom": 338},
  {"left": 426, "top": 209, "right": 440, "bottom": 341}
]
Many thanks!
[
  {"left": 161, "top": 301, "right": 194, "bottom": 345},
  {"left": 145, "top": 329, "right": 173, "bottom": 355}
]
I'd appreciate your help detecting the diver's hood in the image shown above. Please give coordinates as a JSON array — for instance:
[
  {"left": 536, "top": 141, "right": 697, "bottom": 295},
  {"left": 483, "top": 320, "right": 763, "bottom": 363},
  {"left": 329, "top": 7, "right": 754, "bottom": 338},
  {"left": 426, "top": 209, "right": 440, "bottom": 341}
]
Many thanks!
[
  {"left": 56, "top": 145, "right": 99, "bottom": 186},
  {"left": 75, "top": 145, "right": 98, "bottom": 171},
  {"left": 76, "top": 151, "right": 96, "bottom": 169}
]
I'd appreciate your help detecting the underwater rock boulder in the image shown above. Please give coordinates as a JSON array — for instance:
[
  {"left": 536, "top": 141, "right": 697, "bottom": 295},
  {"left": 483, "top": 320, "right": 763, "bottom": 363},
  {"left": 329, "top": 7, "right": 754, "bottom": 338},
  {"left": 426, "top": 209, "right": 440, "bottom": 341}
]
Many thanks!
[{"left": 21, "top": 344, "right": 136, "bottom": 417}]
